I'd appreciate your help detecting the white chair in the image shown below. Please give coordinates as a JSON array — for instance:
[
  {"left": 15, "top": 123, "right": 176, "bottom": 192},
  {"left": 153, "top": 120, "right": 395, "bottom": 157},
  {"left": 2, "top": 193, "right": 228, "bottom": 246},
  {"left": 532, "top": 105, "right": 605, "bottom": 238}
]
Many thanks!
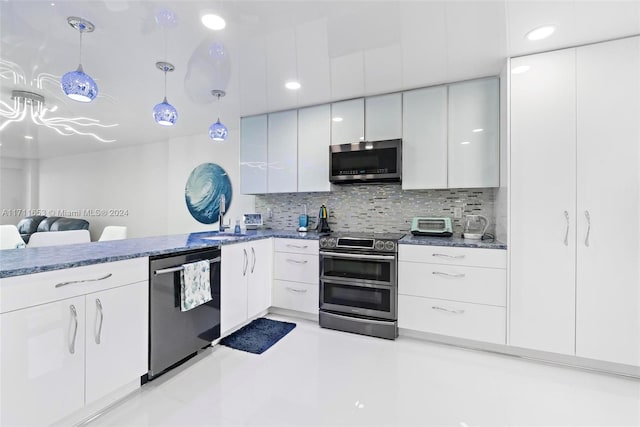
[
  {"left": 0, "top": 225, "right": 26, "bottom": 249},
  {"left": 28, "top": 230, "right": 91, "bottom": 248},
  {"left": 98, "top": 226, "right": 127, "bottom": 241}
]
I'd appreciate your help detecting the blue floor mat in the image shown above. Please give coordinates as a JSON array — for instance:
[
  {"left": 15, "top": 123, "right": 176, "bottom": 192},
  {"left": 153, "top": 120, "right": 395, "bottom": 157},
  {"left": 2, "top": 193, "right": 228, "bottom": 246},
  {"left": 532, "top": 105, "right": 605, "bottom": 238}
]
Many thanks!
[{"left": 220, "top": 318, "right": 296, "bottom": 354}]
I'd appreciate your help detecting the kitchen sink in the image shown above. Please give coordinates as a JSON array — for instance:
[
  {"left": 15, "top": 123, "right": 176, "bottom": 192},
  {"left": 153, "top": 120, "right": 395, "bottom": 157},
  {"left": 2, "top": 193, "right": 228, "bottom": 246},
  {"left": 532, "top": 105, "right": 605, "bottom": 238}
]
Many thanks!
[{"left": 200, "top": 235, "right": 245, "bottom": 241}]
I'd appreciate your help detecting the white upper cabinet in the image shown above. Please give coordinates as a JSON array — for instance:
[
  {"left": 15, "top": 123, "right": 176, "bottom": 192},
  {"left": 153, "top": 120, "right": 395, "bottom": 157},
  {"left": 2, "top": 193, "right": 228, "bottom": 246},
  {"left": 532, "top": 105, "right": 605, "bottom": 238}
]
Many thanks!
[
  {"left": 331, "top": 98, "right": 364, "bottom": 145},
  {"left": 575, "top": 37, "right": 640, "bottom": 367},
  {"left": 510, "top": 49, "right": 577, "bottom": 356},
  {"left": 298, "top": 104, "right": 331, "bottom": 192},
  {"left": 448, "top": 77, "right": 499, "bottom": 188},
  {"left": 268, "top": 110, "right": 298, "bottom": 193},
  {"left": 402, "top": 86, "right": 448, "bottom": 189},
  {"left": 240, "top": 115, "right": 268, "bottom": 195},
  {"left": 365, "top": 93, "right": 402, "bottom": 141}
]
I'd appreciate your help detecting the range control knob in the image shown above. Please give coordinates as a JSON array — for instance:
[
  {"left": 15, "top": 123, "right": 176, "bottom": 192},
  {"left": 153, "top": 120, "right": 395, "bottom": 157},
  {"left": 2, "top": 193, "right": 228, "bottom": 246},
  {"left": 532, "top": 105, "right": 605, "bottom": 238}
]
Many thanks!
[
  {"left": 374, "top": 241, "right": 385, "bottom": 250},
  {"left": 326, "top": 238, "right": 336, "bottom": 248},
  {"left": 320, "top": 238, "right": 327, "bottom": 247},
  {"left": 384, "top": 241, "right": 395, "bottom": 251}
]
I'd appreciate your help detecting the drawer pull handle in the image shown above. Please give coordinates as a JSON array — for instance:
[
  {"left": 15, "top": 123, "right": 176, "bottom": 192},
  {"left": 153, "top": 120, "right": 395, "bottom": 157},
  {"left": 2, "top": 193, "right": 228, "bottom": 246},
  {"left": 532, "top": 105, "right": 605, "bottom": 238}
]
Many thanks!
[
  {"left": 432, "top": 253, "right": 466, "bottom": 259},
  {"left": 432, "top": 271, "right": 466, "bottom": 278},
  {"left": 55, "top": 273, "right": 113, "bottom": 288},
  {"left": 432, "top": 305, "right": 465, "bottom": 315},
  {"left": 286, "top": 259, "right": 308, "bottom": 265},
  {"left": 69, "top": 305, "right": 78, "bottom": 354},
  {"left": 286, "top": 244, "right": 308, "bottom": 249},
  {"left": 285, "top": 287, "right": 307, "bottom": 293},
  {"left": 95, "top": 299, "right": 104, "bottom": 345}
]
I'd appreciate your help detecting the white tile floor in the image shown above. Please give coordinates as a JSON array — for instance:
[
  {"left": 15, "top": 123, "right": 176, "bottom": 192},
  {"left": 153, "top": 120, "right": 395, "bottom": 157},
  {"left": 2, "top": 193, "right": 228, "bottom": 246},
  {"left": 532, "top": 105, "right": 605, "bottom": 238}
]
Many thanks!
[{"left": 90, "top": 315, "right": 640, "bottom": 427}]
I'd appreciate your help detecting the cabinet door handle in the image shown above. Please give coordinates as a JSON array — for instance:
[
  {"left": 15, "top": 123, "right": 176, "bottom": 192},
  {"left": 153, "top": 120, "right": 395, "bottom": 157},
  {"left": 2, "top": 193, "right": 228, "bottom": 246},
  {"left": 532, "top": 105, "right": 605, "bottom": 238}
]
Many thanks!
[
  {"left": 251, "top": 247, "right": 256, "bottom": 273},
  {"left": 242, "top": 249, "right": 248, "bottom": 276},
  {"left": 69, "top": 305, "right": 78, "bottom": 354},
  {"left": 286, "top": 244, "right": 308, "bottom": 249},
  {"left": 95, "top": 299, "right": 104, "bottom": 345},
  {"left": 432, "top": 305, "right": 465, "bottom": 315},
  {"left": 563, "top": 211, "right": 570, "bottom": 246},
  {"left": 286, "top": 287, "right": 307, "bottom": 293},
  {"left": 286, "top": 258, "right": 308, "bottom": 264},
  {"left": 432, "top": 253, "right": 465, "bottom": 259},
  {"left": 55, "top": 273, "right": 112, "bottom": 288},
  {"left": 584, "top": 210, "right": 591, "bottom": 247},
  {"left": 432, "top": 271, "right": 466, "bottom": 279}
]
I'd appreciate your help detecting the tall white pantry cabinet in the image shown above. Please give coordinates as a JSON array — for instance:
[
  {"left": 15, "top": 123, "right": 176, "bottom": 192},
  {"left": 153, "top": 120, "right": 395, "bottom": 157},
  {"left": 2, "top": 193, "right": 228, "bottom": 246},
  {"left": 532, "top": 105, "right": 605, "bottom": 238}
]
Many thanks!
[{"left": 510, "top": 36, "right": 640, "bottom": 367}]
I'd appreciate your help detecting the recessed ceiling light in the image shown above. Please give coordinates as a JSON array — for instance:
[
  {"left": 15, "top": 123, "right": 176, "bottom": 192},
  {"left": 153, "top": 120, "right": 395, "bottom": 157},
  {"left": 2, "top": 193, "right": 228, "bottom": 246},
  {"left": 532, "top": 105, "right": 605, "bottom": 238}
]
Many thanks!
[
  {"left": 24, "top": 135, "right": 33, "bottom": 140},
  {"left": 460, "top": 141, "right": 471, "bottom": 145},
  {"left": 285, "top": 81, "right": 301, "bottom": 90},
  {"left": 332, "top": 117, "right": 343, "bottom": 122},
  {"left": 526, "top": 25, "right": 555, "bottom": 41},
  {"left": 472, "top": 128, "right": 484, "bottom": 133},
  {"left": 511, "top": 65, "right": 531, "bottom": 75},
  {"left": 50, "top": 2, "right": 55, "bottom": 6},
  {"left": 201, "top": 14, "right": 226, "bottom": 30}
]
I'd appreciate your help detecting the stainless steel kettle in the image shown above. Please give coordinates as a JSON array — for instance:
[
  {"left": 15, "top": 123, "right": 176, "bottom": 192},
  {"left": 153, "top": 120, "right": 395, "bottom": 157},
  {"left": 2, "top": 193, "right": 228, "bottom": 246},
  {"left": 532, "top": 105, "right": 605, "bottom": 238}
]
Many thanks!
[{"left": 462, "top": 214, "right": 489, "bottom": 240}]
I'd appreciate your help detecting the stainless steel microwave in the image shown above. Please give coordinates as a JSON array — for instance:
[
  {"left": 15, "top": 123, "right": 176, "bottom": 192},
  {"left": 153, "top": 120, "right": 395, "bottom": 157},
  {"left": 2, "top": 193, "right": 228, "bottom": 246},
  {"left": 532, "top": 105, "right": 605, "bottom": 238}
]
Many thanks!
[{"left": 329, "top": 139, "right": 402, "bottom": 184}]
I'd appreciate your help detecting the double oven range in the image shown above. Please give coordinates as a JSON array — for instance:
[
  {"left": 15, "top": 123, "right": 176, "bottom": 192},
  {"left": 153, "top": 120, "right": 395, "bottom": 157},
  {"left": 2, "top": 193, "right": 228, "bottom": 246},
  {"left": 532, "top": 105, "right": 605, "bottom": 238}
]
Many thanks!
[{"left": 319, "top": 232, "right": 404, "bottom": 340}]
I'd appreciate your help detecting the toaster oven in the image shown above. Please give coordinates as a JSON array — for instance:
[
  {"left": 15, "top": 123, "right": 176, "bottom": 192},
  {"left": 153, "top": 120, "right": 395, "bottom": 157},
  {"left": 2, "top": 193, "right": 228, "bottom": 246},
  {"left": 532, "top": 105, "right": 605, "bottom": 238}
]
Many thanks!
[{"left": 410, "top": 217, "right": 453, "bottom": 237}]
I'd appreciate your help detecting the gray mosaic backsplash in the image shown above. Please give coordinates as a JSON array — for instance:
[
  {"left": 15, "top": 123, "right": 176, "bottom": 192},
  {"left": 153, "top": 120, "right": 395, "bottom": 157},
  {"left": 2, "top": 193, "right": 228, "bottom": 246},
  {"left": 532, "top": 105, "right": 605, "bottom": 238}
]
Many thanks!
[{"left": 255, "top": 184, "right": 496, "bottom": 236}]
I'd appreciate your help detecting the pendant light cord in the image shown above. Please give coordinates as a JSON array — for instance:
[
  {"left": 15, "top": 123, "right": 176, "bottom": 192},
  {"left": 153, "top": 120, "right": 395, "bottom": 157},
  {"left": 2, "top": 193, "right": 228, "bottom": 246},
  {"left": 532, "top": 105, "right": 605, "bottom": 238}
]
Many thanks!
[
  {"left": 78, "top": 28, "right": 83, "bottom": 66},
  {"left": 164, "top": 69, "right": 168, "bottom": 101}
]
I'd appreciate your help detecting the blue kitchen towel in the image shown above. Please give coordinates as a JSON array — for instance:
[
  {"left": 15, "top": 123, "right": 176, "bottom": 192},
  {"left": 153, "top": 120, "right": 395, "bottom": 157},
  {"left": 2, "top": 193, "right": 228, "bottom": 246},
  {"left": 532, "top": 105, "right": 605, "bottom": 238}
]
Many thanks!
[
  {"left": 180, "top": 260, "right": 212, "bottom": 311},
  {"left": 220, "top": 318, "right": 296, "bottom": 354}
]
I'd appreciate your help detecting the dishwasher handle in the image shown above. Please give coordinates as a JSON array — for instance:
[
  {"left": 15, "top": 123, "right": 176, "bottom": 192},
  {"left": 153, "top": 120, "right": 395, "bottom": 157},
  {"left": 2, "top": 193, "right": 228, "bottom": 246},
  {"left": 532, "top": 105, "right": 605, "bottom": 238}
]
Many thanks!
[{"left": 153, "top": 257, "right": 221, "bottom": 275}]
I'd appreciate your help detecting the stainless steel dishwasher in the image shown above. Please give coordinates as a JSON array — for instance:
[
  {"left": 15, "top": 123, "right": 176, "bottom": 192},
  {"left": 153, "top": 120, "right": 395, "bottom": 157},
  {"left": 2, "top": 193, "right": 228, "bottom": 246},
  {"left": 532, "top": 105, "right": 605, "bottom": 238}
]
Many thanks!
[{"left": 147, "top": 248, "right": 221, "bottom": 380}]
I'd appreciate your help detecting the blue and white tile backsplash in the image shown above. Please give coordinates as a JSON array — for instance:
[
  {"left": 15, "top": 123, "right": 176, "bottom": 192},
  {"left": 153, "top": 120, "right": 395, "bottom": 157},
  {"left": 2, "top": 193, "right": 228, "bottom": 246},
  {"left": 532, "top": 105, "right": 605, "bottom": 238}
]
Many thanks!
[{"left": 255, "top": 184, "right": 496, "bottom": 236}]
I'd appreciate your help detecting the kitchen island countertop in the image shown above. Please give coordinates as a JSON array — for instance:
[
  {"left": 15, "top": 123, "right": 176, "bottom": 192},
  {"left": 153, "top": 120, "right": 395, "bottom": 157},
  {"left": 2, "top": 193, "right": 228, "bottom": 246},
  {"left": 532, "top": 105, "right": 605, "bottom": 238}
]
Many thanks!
[
  {"left": 0, "top": 229, "right": 324, "bottom": 279},
  {"left": 1, "top": 229, "right": 506, "bottom": 278}
]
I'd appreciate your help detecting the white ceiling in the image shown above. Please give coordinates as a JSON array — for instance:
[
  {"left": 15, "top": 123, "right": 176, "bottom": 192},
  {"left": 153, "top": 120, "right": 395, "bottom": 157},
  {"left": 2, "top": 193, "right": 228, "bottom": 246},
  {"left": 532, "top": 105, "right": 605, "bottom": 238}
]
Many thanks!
[{"left": 0, "top": 0, "right": 639, "bottom": 160}]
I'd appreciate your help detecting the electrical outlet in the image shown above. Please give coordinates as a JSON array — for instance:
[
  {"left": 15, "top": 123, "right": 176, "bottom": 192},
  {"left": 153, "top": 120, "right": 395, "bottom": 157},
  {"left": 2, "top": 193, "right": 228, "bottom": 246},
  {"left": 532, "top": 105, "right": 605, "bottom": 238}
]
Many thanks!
[
  {"left": 453, "top": 207, "right": 463, "bottom": 219},
  {"left": 267, "top": 208, "right": 273, "bottom": 220}
]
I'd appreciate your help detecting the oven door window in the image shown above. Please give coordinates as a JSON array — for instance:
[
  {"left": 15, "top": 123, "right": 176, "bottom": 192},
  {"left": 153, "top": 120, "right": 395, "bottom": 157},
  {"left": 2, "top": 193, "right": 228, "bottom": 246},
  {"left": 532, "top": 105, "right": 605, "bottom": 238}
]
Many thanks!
[
  {"left": 323, "top": 282, "right": 391, "bottom": 312},
  {"left": 323, "top": 257, "right": 391, "bottom": 283}
]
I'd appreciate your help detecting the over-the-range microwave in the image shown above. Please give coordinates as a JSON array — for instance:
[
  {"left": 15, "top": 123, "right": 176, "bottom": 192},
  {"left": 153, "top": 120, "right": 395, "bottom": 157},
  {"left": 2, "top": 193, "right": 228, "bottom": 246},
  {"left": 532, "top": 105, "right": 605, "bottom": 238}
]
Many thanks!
[{"left": 329, "top": 139, "right": 402, "bottom": 184}]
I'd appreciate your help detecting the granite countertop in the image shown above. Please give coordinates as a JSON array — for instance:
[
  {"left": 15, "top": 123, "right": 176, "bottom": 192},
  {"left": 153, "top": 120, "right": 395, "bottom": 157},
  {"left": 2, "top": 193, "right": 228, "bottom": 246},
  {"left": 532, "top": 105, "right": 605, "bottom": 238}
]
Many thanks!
[
  {"left": 0, "top": 229, "right": 506, "bottom": 279},
  {"left": 399, "top": 234, "right": 507, "bottom": 250},
  {"left": 0, "top": 229, "right": 324, "bottom": 279}
]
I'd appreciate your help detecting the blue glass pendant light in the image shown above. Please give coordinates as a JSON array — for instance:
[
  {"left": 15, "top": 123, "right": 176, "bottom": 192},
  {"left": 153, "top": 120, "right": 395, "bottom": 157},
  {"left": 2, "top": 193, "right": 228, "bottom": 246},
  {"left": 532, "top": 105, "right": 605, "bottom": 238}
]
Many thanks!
[
  {"left": 153, "top": 62, "right": 178, "bottom": 126},
  {"left": 61, "top": 17, "right": 98, "bottom": 103},
  {"left": 209, "top": 90, "right": 228, "bottom": 141}
]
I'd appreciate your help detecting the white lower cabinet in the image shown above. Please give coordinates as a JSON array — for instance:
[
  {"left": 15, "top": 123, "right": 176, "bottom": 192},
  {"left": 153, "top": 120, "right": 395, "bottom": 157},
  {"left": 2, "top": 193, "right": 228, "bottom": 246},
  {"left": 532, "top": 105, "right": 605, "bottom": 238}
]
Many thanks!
[
  {"left": 221, "top": 239, "right": 273, "bottom": 335},
  {"left": 272, "top": 239, "right": 319, "bottom": 315},
  {"left": 1, "top": 296, "right": 86, "bottom": 426},
  {"left": 272, "top": 281, "right": 319, "bottom": 314},
  {"left": 398, "top": 245, "right": 507, "bottom": 345},
  {"left": 399, "top": 296, "right": 506, "bottom": 344},
  {"left": 247, "top": 239, "right": 273, "bottom": 319},
  {"left": 0, "top": 258, "right": 149, "bottom": 426},
  {"left": 85, "top": 281, "right": 148, "bottom": 405}
]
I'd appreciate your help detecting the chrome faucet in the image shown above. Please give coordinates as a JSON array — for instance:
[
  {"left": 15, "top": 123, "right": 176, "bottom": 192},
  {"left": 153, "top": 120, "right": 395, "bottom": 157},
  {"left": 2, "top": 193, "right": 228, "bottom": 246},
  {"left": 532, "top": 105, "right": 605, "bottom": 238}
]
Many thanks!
[{"left": 219, "top": 194, "right": 227, "bottom": 231}]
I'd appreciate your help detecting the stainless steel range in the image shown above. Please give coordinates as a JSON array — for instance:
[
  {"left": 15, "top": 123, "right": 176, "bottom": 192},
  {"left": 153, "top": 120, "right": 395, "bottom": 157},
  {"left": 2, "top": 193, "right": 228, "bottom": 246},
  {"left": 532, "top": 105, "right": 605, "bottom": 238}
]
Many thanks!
[{"left": 319, "top": 232, "right": 404, "bottom": 340}]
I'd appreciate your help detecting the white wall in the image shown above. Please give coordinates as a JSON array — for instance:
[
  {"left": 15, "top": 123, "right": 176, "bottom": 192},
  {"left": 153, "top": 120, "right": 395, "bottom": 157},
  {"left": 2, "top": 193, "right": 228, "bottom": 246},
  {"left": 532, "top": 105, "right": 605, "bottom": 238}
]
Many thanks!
[
  {"left": 0, "top": 157, "right": 38, "bottom": 226},
  {"left": 38, "top": 128, "right": 254, "bottom": 241},
  {"left": 166, "top": 129, "right": 255, "bottom": 235}
]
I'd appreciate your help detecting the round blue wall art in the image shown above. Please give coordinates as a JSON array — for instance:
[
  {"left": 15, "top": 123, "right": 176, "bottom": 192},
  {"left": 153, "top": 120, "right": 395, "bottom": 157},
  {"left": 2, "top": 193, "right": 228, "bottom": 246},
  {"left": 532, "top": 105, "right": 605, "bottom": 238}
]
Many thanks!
[{"left": 185, "top": 163, "right": 232, "bottom": 224}]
